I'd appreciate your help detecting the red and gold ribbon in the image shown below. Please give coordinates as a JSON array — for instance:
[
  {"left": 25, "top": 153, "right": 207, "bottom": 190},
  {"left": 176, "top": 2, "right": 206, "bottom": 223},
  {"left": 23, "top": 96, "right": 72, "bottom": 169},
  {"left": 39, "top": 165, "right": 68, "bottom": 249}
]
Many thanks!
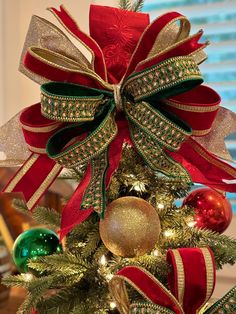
[
  {"left": 109, "top": 247, "right": 216, "bottom": 314},
  {"left": 1, "top": 4, "right": 236, "bottom": 238},
  {"left": 2, "top": 104, "right": 62, "bottom": 209}
]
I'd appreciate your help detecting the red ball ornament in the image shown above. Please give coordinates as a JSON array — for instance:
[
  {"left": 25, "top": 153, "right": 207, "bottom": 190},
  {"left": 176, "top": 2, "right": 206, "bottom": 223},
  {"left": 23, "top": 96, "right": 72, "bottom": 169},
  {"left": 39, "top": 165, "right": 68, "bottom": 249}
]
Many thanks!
[{"left": 183, "top": 188, "right": 232, "bottom": 233}]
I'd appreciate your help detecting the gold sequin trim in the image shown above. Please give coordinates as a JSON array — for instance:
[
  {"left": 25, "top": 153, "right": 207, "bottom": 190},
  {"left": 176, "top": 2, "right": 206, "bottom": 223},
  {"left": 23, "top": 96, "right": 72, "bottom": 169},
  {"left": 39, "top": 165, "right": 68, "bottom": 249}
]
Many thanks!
[
  {"left": 123, "top": 56, "right": 202, "bottom": 102},
  {"left": 125, "top": 101, "right": 191, "bottom": 152},
  {"left": 192, "top": 129, "right": 211, "bottom": 137},
  {"left": 27, "top": 145, "right": 46, "bottom": 154},
  {"left": 130, "top": 302, "right": 175, "bottom": 313},
  {"left": 41, "top": 91, "right": 105, "bottom": 122},
  {"left": 55, "top": 113, "right": 117, "bottom": 168},
  {"left": 81, "top": 152, "right": 108, "bottom": 214}
]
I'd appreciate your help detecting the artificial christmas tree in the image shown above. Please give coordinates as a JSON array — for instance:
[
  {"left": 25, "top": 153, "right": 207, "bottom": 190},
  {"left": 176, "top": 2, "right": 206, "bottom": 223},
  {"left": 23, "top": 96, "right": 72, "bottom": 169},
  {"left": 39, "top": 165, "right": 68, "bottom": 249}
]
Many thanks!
[{"left": 1, "top": 0, "right": 236, "bottom": 313}]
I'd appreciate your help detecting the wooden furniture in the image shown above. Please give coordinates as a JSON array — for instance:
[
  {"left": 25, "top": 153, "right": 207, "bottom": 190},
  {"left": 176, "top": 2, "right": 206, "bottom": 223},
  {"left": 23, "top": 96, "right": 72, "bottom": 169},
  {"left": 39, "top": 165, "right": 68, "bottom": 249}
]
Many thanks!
[{"left": 0, "top": 287, "right": 26, "bottom": 313}]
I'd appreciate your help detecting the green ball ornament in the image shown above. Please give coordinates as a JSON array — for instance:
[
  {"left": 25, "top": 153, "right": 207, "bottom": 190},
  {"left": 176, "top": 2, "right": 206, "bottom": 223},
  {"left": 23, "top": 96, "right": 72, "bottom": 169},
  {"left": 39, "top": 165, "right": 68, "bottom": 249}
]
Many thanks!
[{"left": 12, "top": 228, "right": 61, "bottom": 273}]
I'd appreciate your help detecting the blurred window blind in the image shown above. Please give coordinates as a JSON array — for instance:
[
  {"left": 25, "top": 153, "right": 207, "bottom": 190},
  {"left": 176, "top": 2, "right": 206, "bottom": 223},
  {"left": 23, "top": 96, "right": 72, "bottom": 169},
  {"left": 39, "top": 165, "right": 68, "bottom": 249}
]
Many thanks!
[{"left": 143, "top": 0, "right": 236, "bottom": 206}]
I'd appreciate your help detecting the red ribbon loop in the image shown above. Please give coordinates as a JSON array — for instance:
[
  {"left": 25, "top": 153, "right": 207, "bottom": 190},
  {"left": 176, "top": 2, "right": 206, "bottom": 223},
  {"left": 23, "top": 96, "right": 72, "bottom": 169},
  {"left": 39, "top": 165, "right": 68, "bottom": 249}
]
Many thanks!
[
  {"left": 109, "top": 247, "right": 216, "bottom": 314},
  {"left": 2, "top": 104, "right": 62, "bottom": 209}
]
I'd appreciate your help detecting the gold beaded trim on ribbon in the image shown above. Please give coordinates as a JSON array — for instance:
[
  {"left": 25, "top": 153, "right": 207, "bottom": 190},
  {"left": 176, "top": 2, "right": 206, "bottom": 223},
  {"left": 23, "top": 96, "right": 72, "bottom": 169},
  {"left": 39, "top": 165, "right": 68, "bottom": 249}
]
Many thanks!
[
  {"left": 130, "top": 123, "right": 191, "bottom": 181},
  {"left": 122, "top": 56, "right": 202, "bottom": 102},
  {"left": 81, "top": 151, "right": 108, "bottom": 214},
  {"left": 55, "top": 113, "right": 117, "bottom": 168},
  {"left": 125, "top": 101, "right": 191, "bottom": 151},
  {"left": 204, "top": 286, "right": 236, "bottom": 314},
  {"left": 41, "top": 91, "right": 105, "bottom": 122},
  {"left": 130, "top": 302, "right": 175, "bottom": 314}
]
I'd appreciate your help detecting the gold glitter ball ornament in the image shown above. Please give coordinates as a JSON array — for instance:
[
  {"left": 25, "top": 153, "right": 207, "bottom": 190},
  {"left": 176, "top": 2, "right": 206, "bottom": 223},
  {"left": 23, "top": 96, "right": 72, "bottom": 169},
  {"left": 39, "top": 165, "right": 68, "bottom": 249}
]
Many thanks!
[{"left": 99, "top": 197, "right": 161, "bottom": 257}]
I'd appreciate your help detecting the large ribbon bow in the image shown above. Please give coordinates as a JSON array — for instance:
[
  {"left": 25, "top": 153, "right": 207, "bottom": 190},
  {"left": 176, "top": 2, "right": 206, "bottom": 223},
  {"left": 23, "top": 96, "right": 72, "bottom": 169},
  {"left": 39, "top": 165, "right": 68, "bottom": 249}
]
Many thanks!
[{"left": 2, "top": 5, "right": 236, "bottom": 237}]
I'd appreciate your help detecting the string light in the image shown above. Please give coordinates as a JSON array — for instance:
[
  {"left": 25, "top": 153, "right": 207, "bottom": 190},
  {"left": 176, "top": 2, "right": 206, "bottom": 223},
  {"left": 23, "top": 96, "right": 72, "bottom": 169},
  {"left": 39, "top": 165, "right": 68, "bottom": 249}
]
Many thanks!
[
  {"left": 157, "top": 203, "right": 165, "bottom": 210},
  {"left": 185, "top": 217, "right": 197, "bottom": 228},
  {"left": 24, "top": 273, "right": 33, "bottom": 282},
  {"left": 187, "top": 220, "right": 197, "bottom": 228},
  {"left": 110, "top": 301, "right": 117, "bottom": 309},
  {"left": 105, "top": 273, "right": 114, "bottom": 281},
  {"left": 99, "top": 255, "right": 107, "bottom": 266},
  {"left": 152, "top": 249, "right": 160, "bottom": 257},
  {"left": 164, "top": 229, "right": 175, "bottom": 238}
]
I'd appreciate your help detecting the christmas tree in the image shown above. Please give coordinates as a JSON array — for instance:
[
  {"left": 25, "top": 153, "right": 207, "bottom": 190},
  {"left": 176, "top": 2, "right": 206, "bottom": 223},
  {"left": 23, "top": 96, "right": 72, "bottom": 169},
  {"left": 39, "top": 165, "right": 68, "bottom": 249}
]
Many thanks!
[{"left": 1, "top": 1, "right": 236, "bottom": 313}]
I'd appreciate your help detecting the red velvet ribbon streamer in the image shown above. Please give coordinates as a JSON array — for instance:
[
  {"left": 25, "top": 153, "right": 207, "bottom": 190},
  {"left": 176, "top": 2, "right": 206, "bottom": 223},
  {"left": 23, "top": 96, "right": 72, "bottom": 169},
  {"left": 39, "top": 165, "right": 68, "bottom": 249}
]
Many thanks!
[
  {"left": 60, "top": 118, "right": 131, "bottom": 239},
  {"left": 2, "top": 104, "right": 62, "bottom": 209}
]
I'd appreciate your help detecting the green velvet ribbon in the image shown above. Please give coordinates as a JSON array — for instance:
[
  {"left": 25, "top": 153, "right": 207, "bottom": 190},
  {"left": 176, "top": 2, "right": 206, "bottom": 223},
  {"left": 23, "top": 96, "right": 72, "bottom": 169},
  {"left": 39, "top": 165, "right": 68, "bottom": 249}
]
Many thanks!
[{"left": 41, "top": 55, "right": 203, "bottom": 216}]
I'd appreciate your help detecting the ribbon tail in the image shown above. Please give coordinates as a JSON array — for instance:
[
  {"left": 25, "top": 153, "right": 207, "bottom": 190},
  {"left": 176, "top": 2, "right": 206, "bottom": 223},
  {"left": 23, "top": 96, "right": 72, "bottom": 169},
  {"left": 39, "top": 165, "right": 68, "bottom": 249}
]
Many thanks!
[
  {"left": 170, "top": 138, "right": 236, "bottom": 192},
  {"left": 60, "top": 164, "right": 94, "bottom": 241},
  {"left": 60, "top": 119, "right": 128, "bottom": 239},
  {"left": 2, "top": 153, "right": 62, "bottom": 210},
  {"left": 129, "top": 123, "right": 191, "bottom": 182},
  {"left": 81, "top": 151, "right": 109, "bottom": 218}
]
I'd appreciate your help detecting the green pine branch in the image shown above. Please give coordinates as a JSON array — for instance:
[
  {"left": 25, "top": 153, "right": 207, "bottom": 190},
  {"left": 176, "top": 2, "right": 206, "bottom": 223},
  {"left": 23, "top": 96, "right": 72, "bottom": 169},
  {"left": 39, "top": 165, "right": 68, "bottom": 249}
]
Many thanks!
[
  {"left": 131, "top": 0, "right": 145, "bottom": 12},
  {"left": 3, "top": 274, "right": 34, "bottom": 289},
  {"left": 13, "top": 198, "right": 30, "bottom": 215},
  {"left": 82, "top": 228, "right": 101, "bottom": 258},
  {"left": 28, "top": 252, "right": 90, "bottom": 276},
  {"left": 119, "top": 0, "right": 132, "bottom": 10},
  {"left": 13, "top": 198, "right": 61, "bottom": 229},
  {"left": 32, "top": 207, "right": 61, "bottom": 229}
]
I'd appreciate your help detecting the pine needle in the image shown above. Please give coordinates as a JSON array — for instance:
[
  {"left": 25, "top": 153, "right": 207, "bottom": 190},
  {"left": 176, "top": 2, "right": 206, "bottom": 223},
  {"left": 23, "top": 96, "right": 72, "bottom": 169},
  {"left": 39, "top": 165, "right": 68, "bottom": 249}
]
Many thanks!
[
  {"left": 32, "top": 206, "right": 61, "bottom": 229},
  {"left": 13, "top": 198, "right": 30, "bottom": 215},
  {"left": 131, "top": 0, "right": 145, "bottom": 12},
  {"left": 119, "top": 0, "right": 132, "bottom": 10}
]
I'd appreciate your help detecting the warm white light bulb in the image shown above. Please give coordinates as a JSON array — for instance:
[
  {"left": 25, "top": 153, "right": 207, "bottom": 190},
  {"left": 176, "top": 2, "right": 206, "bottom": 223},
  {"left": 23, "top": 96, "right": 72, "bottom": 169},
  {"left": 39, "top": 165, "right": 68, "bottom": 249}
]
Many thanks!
[
  {"left": 110, "top": 301, "right": 116, "bottom": 309},
  {"left": 106, "top": 273, "right": 114, "bottom": 281},
  {"left": 99, "top": 255, "right": 107, "bottom": 266},
  {"left": 153, "top": 250, "right": 159, "bottom": 257},
  {"left": 187, "top": 220, "right": 197, "bottom": 228},
  {"left": 24, "top": 273, "right": 33, "bottom": 282},
  {"left": 157, "top": 203, "right": 164, "bottom": 210},
  {"left": 164, "top": 229, "right": 175, "bottom": 238}
]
